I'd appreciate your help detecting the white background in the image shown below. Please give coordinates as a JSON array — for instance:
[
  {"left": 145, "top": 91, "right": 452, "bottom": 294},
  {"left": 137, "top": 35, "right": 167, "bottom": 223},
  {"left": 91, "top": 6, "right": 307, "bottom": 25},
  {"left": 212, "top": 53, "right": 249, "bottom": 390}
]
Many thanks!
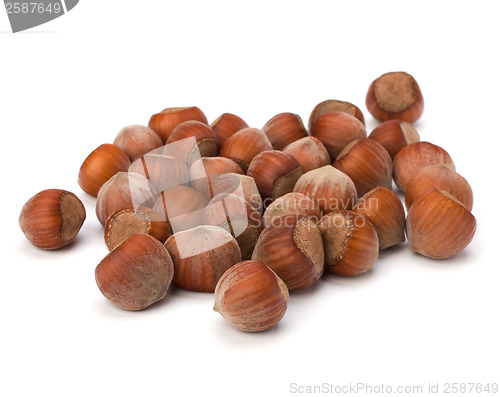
[{"left": 1, "top": 1, "right": 499, "bottom": 396}]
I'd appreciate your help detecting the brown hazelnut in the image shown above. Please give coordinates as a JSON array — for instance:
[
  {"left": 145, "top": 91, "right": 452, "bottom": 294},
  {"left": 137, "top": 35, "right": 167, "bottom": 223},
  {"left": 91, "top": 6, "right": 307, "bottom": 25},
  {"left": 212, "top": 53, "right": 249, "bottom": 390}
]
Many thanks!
[
  {"left": 368, "top": 119, "right": 420, "bottom": 159},
  {"left": 19, "top": 189, "right": 86, "bottom": 250},
  {"left": 333, "top": 138, "right": 393, "bottom": 197},
  {"left": 405, "top": 164, "right": 473, "bottom": 211},
  {"left": 95, "top": 172, "right": 157, "bottom": 227},
  {"left": 282, "top": 136, "right": 331, "bottom": 172},
  {"left": 310, "top": 111, "right": 367, "bottom": 160},
  {"left": 219, "top": 127, "right": 273, "bottom": 172},
  {"left": 308, "top": 99, "right": 365, "bottom": 130},
  {"left": 210, "top": 173, "right": 263, "bottom": 215},
  {"left": 214, "top": 260, "right": 289, "bottom": 332},
  {"left": 247, "top": 150, "right": 303, "bottom": 202},
  {"left": 366, "top": 71, "right": 424, "bottom": 123},
  {"left": 406, "top": 189, "right": 476, "bottom": 259},
  {"left": 262, "top": 112, "right": 308, "bottom": 150},
  {"left": 104, "top": 206, "right": 172, "bottom": 251},
  {"left": 393, "top": 141, "right": 455, "bottom": 192},
  {"left": 166, "top": 120, "right": 219, "bottom": 159},
  {"left": 252, "top": 215, "right": 324, "bottom": 291},
  {"left": 353, "top": 187, "right": 406, "bottom": 250},
  {"left": 263, "top": 192, "right": 321, "bottom": 227},
  {"left": 113, "top": 125, "right": 163, "bottom": 161},
  {"left": 293, "top": 165, "right": 358, "bottom": 214},
  {"left": 95, "top": 233, "right": 174, "bottom": 311},
  {"left": 148, "top": 106, "right": 208, "bottom": 142},
  {"left": 78, "top": 144, "right": 131, "bottom": 197},
  {"left": 164, "top": 225, "right": 242, "bottom": 292},
  {"left": 318, "top": 210, "right": 379, "bottom": 276},
  {"left": 202, "top": 193, "right": 263, "bottom": 260},
  {"left": 210, "top": 113, "right": 249, "bottom": 145}
]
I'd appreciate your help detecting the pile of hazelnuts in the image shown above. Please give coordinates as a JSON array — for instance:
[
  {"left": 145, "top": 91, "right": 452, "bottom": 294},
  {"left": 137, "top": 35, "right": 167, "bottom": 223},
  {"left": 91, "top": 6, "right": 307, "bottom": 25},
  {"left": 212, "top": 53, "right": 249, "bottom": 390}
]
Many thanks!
[{"left": 19, "top": 72, "right": 476, "bottom": 332}]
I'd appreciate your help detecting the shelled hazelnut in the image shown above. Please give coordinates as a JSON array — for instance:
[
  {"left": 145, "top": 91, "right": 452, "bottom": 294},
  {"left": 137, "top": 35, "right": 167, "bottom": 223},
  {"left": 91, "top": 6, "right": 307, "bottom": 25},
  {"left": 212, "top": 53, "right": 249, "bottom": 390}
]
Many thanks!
[
  {"left": 366, "top": 71, "right": 424, "bottom": 123},
  {"left": 165, "top": 225, "right": 241, "bottom": 292},
  {"left": 308, "top": 99, "right": 365, "bottom": 130},
  {"left": 262, "top": 112, "right": 308, "bottom": 150},
  {"left": 332, "top": 138, "right": 393, "bottom": 197},
  {"left": 282, "top": 136, "right": 331, "bottom": 173},
  {"left": 148, "top": 106, "right": 208, "bottom": 142},
  {"left": 78, "top": 143, "right": 131, "bottom": 197},
  {"left": 214, "top": 260, "right": 289, "bottom": 332},
  {"left": 95, "top": 233, "right": 174, "bottom": 311},
  {"left": 210, "top": 113, "right": 249, "bottom": 145},
  {"left": 19, "top": 189, "right": 86, "bottom": 250}
]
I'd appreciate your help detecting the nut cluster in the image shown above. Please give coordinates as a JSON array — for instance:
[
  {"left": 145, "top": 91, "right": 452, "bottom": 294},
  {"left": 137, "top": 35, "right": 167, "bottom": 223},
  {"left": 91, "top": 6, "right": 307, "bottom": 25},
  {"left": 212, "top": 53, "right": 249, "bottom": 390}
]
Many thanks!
[{"left": 19, "top": 71, "right": 476, "bottom": 333}]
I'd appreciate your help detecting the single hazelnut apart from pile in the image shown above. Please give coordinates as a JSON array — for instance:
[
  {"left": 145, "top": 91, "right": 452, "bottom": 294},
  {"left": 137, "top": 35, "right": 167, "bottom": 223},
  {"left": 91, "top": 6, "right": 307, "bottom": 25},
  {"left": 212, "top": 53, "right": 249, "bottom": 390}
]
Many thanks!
[
  {"left": 104, "top": 206, "right": 172, "bottom": 251},
  {"left": 19, "top": 189, "right": 86, "bottom": 250},
  {"left": 293, "top": 165, "right": 358, "bottom": 214},
  {"left": 148, "top": 106, "right": 208, "bottom": 142},
  {"left": 393, "top": 141, "right": 455, "bottom": 192},
  {"left": 214, "top": 260, "right": 289, "bottom": 332},
  {"left": 308, "top": 99, "right": 365, "bottom": 130},
  {"left": 252, "top": 215, "right": 324, "bottom": 291},
  {"left": 78, "top": 143, "right": 131, "bottom": 197},
  {"left": 368, "top": 119, "right": 420, "bottom": 160},
  {"left": 333, "top": 138, "right": 393, "bottom": 197},
  {"left": 165, "top": 225, "right": 241, "bottom": 292},
  {"left": 318, "top": 210, "right": 379, "bottom": 276},
  {"left": 406, "top": 189, "right": 476, "bottom": 259},
  {"left": 405, "top": 164, "right": 473, "bottom": 211},
  {"left": 95, "top": 233, "right": 174, "bottom": 311},
  {"left": 353, "top": 187, "right": 406, "bottom": 250},
  {"left": 366, "top": 71, "right": 424, "bottom": 123},
  {"left": 262, "top": 112, "right": 308, "bottom": 150}
]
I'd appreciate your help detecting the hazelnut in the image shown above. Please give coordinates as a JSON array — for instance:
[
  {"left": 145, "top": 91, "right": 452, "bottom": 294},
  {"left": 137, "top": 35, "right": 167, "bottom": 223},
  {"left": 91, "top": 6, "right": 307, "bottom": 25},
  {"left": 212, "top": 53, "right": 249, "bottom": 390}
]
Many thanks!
[
  {"left": 263, "top": 192, "right": 322, "bottom": 227},
  {"left": 95, "top": 233, "right": 174, "bottom": 311},
  {"left": 262, "top": 112, "right": 308, "bottom": 150},
  {"left": 308, "top": 99, "right": 365, "bottom": 130},
  {"left": 19, "top": 189, "right": 86, "bottom": 250},
  {"left": 406, "top": 189, "right": 476, "bottom": 259},
  {"left": 202, "top": 193, "right": 263, "bottom": 260},
  {"left": 210, "top": 113, "right": 249, "bottom": 145},
  {"left": 148, "top": 106, "right": 208, "bottom": 142},
  {"left": 368, "top": 119, "right": 420, "bottom": 159},
  {"left": 113, "top": 125, "right": 163, "bottom": 161},
  {"left": 282, "top": 136, "right": 331, "bottom": 172},
  {"left": 252, "top": 215, "right": 324, "bottom": 291},
  {"left": 293, "top": 165, "right": 358, "bottom": 214},
  {"left": 189, "top": 157, "right": 244, "bottom": 199},
  {"left": 247, "top": 150, "right": 303, "bottom": 202},
  {"left": 353, "top": 187, "right": 406, "bottom": 250},
  {"left": 393, "top": 141, "right": 455, "bottom": 192},
  {"left": 153, "top": 186, "right": 209, "bottom": 233},
  {"left": 128, "top": 153, "right": 189, "bottom": 193},
  {"left": 104, "top": 206, "right": 172, "bottom": 251},
  {"left": 210, "top": 173, "right": 263, "bottom": 215},
  {"left": 318, "top": 210, "right": 379, "bottom": 276},
  {"left": 95, "top": 172, "right": 157, "bottom": 227},
  {"left": 333, "top": 138, "right": 393, "bottom": 197},
  {"left": 78, "top": 144, "right": 131, "bottom": 197},
  {"left": 405, "top": 164, "right": 473, "bottom": 211},
  {"left": 310, "top": 111, "right": 367, "bottom": 160},
  {"left": 166, "top": 120, "right": 219, "bottom": 159},
  {"left": 219, "top": 127, "right": 273, "bottom": 172},
  {"left": 366, "top": 71, "right": 424, "bottom": 123},
  {"left": 164, "top": 225, "right": 242, "bottom": 292},
  {"left": 213, "top": 260, "right": 289, "bottom": 332}
]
